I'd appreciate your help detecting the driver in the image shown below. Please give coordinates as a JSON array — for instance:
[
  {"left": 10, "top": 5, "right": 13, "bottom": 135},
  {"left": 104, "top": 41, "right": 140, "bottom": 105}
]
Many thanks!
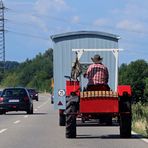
[{"left": 84, "top": 54, "right": 109, "bottom": 90}]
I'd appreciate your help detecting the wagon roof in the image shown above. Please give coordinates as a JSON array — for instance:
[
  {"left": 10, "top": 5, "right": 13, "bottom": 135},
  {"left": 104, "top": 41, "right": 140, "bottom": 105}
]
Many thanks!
[{"left": 50, "top": 31, "right": 120, "bottom": 41}]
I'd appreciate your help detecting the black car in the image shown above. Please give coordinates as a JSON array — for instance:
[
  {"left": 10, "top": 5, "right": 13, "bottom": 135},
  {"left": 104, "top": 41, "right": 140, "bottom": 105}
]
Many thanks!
[
  {"left": 0, "top": 90, "right": 2, "bottom": 96},
  {"left": 27, "top": 88, "right": 39, "bottom": 101},
  {"left": 0, "top": 87, "right": 33, "bottom": 114}
]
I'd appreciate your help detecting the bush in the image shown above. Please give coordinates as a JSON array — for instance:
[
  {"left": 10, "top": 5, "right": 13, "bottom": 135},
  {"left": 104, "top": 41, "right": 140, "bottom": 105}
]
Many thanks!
[{"left": 132, "top": 102, "right": 148, "bottom": 137}]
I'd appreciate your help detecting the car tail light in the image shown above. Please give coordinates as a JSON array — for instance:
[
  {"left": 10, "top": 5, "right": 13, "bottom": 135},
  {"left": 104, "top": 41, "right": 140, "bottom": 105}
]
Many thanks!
[{"left": 0, "top": 97, "right": 4, "bottom": 102}]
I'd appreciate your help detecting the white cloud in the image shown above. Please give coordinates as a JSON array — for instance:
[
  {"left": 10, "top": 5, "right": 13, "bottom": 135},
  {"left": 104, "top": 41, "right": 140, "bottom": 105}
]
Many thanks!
[
  {"left": 4, "top": 0, "right": 34, "bottom": 6},
  {"left": 123, "top": 2, "right": 148, "bottom": 20},
  {"left": 112, "top": 0, "right": 148, "bottom": 20},
  {"left": 34, "top": 0, "right": 69, "bottom": 15},
  {"left": 71, "top": 16, "right": 80, "bottom": 24},
  {"left": 93, "top": 19, "right": 108, "bottom": 26},
  {"left": 5, "top": 0, "right": 68, "bottom": 34},
  {"left": 116, "top": 20, "right": 145, "bottom": 32},
  {"left": 29, "top": 15, "right": 49, "bottom": 33}
]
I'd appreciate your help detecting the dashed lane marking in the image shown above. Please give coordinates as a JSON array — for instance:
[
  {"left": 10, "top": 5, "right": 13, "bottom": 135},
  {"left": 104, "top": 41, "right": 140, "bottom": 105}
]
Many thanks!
[
  {"left": 13, "top": 120, "right": 21, "bottom": 124},
  {"left": 24, "top": 115, "right": 28, "bottom": 118},
  {"left": 37, "top": 99, "right": 49, "bottom": 109},
  {"left": 0, "top": 129, "right": 7, "bottom": 134}
]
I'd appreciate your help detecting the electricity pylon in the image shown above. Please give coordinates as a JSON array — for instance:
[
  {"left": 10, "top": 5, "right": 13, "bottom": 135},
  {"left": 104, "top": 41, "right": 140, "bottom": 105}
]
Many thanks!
[{"left": 0, "top": 0, "right": 5, "bottom": 73}]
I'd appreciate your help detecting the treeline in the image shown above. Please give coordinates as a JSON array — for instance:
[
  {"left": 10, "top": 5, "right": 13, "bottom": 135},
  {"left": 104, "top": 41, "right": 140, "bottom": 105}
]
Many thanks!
[
  {"left": 0, "top": 48, "right": 53, "bottom": 92},
  {"left": 119, "top": 59, "right": 148, "bottom": 103}
]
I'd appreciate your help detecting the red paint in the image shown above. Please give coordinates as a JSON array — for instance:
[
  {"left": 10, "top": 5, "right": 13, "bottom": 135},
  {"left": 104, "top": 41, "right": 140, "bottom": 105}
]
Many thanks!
[
  {"left": 80, "top": 97, "right": 119, "bottom": 113},
  {"left": 66, "top": 81, "right": 80, "bottom": 96},
  {"left": 118, "top": 85, "right": 132, "bottom": 96}
]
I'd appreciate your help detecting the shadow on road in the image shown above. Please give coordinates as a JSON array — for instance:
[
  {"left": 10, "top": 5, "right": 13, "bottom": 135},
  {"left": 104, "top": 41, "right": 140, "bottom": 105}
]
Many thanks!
[
  {"left": 77, "top": 120, "right": 119, "bottom": 127},
  {"left": 4, "top": 112, "right": 48, "bottom": 116},
  {"left": 77, "top": 123, "right": 118, "bottom": 127},
  {"left": 76, "top": 134, "right": 146, "bottom": 139}
]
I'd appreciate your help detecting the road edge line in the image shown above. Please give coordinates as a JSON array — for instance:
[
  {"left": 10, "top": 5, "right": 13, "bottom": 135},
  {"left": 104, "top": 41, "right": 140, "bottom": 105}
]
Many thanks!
[{"left": 132, "top": 131, "right": 148, "bottom": 144}]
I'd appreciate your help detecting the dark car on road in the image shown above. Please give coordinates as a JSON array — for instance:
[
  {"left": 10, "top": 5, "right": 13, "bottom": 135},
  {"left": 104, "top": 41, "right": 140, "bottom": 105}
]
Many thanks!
[
  {"left": 0, "top": 87, "right": 33, "bottom": 115},
  {"left": 0, "top": 90, "right": 2, "bottom": 96},
  {"left": 27, "top": 88, "right": 39, "bottom": 101}
]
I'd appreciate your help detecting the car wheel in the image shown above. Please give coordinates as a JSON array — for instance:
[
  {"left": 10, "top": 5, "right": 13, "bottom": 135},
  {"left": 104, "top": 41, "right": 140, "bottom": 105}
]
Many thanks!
[
  {"left": 27, "top": 105, "right": 33, "bottom": 114},
  {"left": 0, "top": 110, "right": 6, "bottom": 115},
  {"left": 0, "top": 110, "right": 3, "bottom": 115}
]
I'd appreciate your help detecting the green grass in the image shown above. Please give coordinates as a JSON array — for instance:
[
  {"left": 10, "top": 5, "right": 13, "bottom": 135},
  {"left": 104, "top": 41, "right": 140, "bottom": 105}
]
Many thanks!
[{"left": 132, "top": 103, "right": 148, "bottom": 137}]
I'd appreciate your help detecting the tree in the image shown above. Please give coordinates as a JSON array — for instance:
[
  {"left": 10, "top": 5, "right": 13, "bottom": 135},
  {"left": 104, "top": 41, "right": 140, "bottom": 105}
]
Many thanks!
[
  {"left": 119, "top": 60, "right": 148, "bottom": 103},
  {"left": 144, "top": 78, "right": 148, "bottom": 102},
  {"left": 0, "top": 48, "right": 53, "bottom": 92}
]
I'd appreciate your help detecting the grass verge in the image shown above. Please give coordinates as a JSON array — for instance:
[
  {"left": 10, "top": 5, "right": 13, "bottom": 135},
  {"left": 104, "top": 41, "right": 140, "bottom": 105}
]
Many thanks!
[{"left": 132, "top": 103, "right": 148, "bottom": 137}]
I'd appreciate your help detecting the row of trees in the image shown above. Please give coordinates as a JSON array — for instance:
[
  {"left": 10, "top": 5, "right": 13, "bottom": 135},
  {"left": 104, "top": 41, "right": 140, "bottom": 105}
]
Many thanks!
[
  {"left": 0, "top": 48, "right": 53, "bottom": 92},
  {"left": 119, "top": 60, "right": 148, "bottom": 103}
]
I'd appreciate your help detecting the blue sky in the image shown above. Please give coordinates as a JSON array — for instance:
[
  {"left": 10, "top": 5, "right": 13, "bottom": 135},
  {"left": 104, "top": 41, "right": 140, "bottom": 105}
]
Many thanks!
[{"left": 3, "top": 0, "right": 148, "bottom": 64}]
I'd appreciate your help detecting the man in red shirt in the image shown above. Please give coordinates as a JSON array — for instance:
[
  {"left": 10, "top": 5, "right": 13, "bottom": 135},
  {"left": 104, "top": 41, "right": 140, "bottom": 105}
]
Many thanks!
[{"left": 84, "top": 54, "right": 109, "bottom": 90}]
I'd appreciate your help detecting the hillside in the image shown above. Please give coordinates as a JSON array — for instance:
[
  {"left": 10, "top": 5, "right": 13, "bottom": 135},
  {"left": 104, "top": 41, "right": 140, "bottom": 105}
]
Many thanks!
[{"left": 0, "top": 48, "right": 53, "bottom": 92}]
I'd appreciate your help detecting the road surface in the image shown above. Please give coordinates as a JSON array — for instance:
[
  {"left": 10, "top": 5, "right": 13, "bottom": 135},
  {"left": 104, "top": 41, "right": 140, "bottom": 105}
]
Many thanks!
[{"left": 0, "top": 93, "right": 147, "bottom": 148}]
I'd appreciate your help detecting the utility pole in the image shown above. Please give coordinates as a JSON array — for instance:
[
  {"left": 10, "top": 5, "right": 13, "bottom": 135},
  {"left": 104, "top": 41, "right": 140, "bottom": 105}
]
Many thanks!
[{"left": 0, "top": 0, "right": 5, "bottom": 73}]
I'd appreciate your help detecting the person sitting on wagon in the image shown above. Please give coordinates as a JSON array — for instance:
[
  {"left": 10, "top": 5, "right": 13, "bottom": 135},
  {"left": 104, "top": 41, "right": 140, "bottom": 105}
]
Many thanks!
[{"left": 84, "top": 54, "right": 110, "bottom": 91}]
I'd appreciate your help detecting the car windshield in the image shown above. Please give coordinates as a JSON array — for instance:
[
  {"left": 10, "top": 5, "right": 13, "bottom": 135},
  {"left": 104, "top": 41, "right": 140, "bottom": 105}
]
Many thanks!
[{"left": 2, "top": 88, "right": 27, "bottom": 98}]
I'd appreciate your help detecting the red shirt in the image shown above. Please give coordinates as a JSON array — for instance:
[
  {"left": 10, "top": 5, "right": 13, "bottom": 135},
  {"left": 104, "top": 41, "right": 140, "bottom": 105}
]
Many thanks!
[{"left": 85, "top": 63, "right": 109, "bottom": 85}]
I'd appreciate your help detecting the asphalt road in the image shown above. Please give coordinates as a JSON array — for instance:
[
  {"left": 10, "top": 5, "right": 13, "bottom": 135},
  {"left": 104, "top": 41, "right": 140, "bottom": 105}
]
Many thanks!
[{"left": 0, "top": 93, "right": 148, "bottom": 148}]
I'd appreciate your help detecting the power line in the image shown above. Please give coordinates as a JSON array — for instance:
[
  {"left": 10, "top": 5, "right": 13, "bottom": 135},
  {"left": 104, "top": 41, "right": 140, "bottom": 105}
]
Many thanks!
[
  {"left": 6, "top": 8, "right": 148, "bottom": 36},
  {"left": 6, "top": 29, "right": 49, "bottom": 41},
  {"left": 3, "top": 6, "right": 148, "bottom": 57}
]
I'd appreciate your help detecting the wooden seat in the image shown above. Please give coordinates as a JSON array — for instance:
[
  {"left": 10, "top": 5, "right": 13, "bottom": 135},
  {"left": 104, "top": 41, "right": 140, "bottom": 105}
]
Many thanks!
[{"left": 80, "top": 91, "right": 118, "bottom": 98}]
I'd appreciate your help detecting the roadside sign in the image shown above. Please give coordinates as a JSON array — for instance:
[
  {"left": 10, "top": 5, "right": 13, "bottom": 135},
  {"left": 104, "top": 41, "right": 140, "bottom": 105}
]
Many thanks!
[
  {"left": 58, "top": 89, "right": 65, "bottom": 97},
  {"left": 58, "top": 101, "right": 63, "bottom": 106}
]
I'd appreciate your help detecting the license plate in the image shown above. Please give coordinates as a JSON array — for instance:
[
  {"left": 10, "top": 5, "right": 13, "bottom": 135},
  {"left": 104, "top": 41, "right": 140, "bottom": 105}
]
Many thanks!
[{"left": 9, "top": 100, "right": 19, "bottom": 103}]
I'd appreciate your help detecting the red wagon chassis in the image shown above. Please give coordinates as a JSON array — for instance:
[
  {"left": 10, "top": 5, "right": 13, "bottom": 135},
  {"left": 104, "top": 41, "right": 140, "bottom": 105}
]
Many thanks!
[
  {"left": 65, "top": 80, "right": 132, "bottom": 138},
  {"left": 80, "top": 91, "right": 119, "bottom": 113},
  {"left": 66, "top": 80, "right": 131, "bottom": 114}
]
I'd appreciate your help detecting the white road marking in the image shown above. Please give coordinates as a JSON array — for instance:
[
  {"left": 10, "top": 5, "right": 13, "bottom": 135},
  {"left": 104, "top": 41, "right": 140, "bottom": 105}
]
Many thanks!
[
  {"left": 0, "top": 129, "right": 7, "bottom": 134},
  {"left": 141, "top": 138, "right": 148, "bottom": 144},
  {"left": 24, "top": 115, "right": 28, "bottom": 118},
  {"left": 14, "top": 120, "right": 21, "bottom": 124},
  {"left": 132, "top": 131, "right": 148, "bottom": 144},
  {"left": 37, "top": 99, "right": 49, "bottom": 109}
]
